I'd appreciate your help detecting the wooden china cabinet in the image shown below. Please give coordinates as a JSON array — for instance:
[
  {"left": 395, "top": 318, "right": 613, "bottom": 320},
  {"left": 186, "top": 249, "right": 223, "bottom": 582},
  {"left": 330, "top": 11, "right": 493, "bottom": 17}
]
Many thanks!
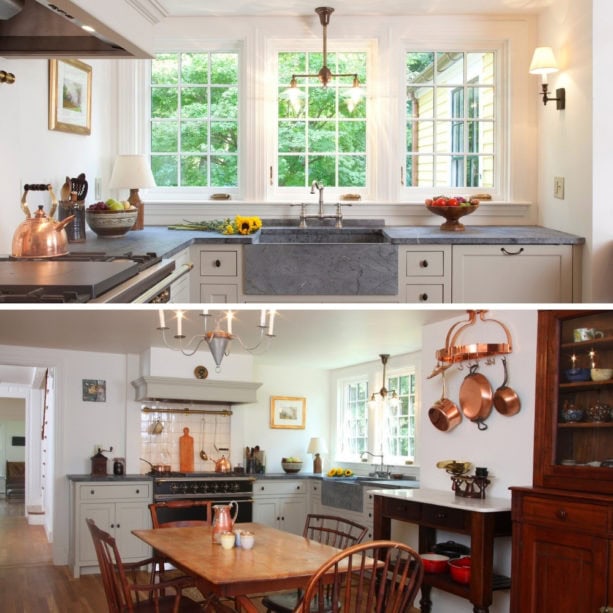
[{"left": 511, "top": 310, "right": 613, "bottom": 613}]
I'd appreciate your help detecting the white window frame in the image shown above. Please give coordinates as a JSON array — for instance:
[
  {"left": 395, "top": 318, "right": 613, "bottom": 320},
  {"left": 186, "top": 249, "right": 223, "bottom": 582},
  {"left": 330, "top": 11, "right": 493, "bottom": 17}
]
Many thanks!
[
  {"left": 399, "top": 41, "right": 508, "bottom": 202},
  {"left": 336, "top": 375, "right": 370, "bottom": 460},
  {"left": 383, "top": 366, "right": 417, "bottom": 465},
  {"left": 264, "top": 38, "right": 377, "bottom": 203}
]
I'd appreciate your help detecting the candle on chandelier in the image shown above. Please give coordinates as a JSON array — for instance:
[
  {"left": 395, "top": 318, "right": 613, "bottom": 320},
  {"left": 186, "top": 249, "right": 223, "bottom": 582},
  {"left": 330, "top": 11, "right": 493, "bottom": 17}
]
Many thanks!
[
  {"left": 227, "top": 311, "right": 233, "bottom": 335},
  {"left": 176, "top": 311, "right": 183, "bottom": 337},
  {"left": 158, "top": 310, "right": 166, "bottom": 329},
  {"left": 268, "top": 310, "right": 276, "bottom": 336},
  {"left": 260, "top": 309, "right": 267, "bottom": 327}
]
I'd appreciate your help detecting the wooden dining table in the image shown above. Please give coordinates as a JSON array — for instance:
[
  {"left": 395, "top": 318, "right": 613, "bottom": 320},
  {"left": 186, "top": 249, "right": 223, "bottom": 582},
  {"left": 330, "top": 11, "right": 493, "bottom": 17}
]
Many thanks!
[{"left": 132, "top": 522, "right": 344, "bottom": 608}]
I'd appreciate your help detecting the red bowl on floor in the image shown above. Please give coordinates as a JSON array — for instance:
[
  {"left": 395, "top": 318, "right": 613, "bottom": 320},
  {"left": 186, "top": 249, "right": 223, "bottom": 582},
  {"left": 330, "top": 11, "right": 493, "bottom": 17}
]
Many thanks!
[
  {"left": 421, "top": 553, "right": 450, "bottom": 573},
  {"left": 448, "top": 556, "right": 471, "bottom": 584}
]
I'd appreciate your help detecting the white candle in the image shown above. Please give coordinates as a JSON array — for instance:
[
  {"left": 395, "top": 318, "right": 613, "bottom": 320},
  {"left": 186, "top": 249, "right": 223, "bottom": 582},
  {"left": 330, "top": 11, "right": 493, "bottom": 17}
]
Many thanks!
[
  {"left": 158, "top": 310, "right": 165, "bottom": 328},
  {"left": 260, "top": 309, "right": 266, "bottom": 327},
  {"left": 227, "top": 311, "right": 233, "bottom": 335},
  {"left": 268, "top": 310, "right": 276, "bottom": 336},
  {"left": 176, "top": 311, "right": 183, "bottom": 337}
]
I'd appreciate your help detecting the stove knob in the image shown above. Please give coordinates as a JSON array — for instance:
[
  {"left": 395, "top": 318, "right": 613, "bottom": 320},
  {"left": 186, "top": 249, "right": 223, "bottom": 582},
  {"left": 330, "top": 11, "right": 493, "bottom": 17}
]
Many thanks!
[
  {"left": 170, "top": 483, "right": 178, "bottom": 493},
  {"left": 211, "top": 482, "right": 219, "bottom": 493},
  {"left": 222, "top": 482, "right": 231, "bottom": 492},
  {"left": 231, "top": 482, "right": 240, "bottom": 492}
]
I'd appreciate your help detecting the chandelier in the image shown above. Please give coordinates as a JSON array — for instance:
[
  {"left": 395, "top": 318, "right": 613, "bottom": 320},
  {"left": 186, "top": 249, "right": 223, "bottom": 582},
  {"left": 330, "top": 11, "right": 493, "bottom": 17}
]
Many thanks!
[
  {"left": 368, "top": 354, "right": 399, "bottom": 410},
  {"left": 157, "top": 309, "right": 277, "bottom": 370},
  {"left": 286, "top": 6, "right": 363, "bottom": 113}
]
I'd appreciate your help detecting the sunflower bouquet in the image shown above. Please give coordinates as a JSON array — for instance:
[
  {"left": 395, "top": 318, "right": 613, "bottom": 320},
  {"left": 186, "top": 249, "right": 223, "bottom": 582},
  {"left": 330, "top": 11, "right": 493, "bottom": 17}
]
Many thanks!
[
  {"left": 326, "top": 467, "right": 354, "bottom": 478},
  {"left": 168, "top": 215, "right": 263, "bottom": 235}
]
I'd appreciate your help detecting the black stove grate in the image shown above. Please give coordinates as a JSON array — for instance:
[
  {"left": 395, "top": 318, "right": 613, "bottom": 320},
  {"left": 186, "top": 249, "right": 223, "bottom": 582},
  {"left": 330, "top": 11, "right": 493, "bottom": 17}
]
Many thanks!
[{"left": 0, "top": 287, "right": 90, "bottom": 303}]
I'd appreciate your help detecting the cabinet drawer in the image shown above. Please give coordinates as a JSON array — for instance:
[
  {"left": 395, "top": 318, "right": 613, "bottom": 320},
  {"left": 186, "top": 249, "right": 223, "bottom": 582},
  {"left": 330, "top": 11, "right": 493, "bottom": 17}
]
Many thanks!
[
  {"left": 78, "top": 483, "right": 150, "bottom": 501},
  {"left": 405, "top": 251, "right": 444, "bottom": 277},
  {"left": 381, "top": 497, "right": 421, "bottom": 522},
  {"left": 254, "top": 480, "right": 306, "bottom": 496},
  {"left": 521, "top": 496, "right": 609, "bottom": 534},
  {"left": 200, "top": 251, "right": 238, "bottom": 277},
  {"left": 200, "top": 283, "right": 239, "bottom": 303},
  {"left": 405, "top": 284, "right": 443, "bottom": 303},
  {"left": 422, "top": 504, "right": 469, "bottom": 531}
]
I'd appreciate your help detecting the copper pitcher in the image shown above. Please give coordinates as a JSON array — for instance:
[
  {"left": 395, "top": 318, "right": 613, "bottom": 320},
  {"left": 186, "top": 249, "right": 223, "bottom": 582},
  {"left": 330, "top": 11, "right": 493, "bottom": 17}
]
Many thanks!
[
  {"left": 12, "top": 184, "right": 75, "bottom": 258},
  {"left": 212, "top": 501, "right": 238, "bottom": 543}
]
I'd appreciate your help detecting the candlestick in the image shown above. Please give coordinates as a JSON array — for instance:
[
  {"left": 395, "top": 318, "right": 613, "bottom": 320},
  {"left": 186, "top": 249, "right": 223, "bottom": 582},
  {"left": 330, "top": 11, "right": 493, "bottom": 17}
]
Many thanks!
[
  {"left": 158, "top": 310, "right": 166, "bottom": 329},
  {"left": 227, "top": 311, "right": 233, "bottom": 335},
  {"left": 176, "top": 311, "right": 183, "bottom": 337},
  {"left": 268, "top": 310, "right": 276, "bottom": 336},
  {"left": 260, "top": 309, "right": 266, "bottom": 327}
]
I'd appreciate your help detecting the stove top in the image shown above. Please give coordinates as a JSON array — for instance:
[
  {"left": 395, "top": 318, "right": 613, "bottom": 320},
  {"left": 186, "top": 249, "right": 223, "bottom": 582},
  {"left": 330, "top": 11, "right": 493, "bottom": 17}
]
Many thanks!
[{"left": 151, "top": 471, "right": 253, "bottom": 479}]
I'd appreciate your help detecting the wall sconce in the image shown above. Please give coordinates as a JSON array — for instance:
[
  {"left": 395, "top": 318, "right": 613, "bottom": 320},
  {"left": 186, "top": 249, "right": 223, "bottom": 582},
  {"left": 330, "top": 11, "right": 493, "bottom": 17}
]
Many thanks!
[{"left": 529, "top": 46, "right": 565, "bottom": 110}]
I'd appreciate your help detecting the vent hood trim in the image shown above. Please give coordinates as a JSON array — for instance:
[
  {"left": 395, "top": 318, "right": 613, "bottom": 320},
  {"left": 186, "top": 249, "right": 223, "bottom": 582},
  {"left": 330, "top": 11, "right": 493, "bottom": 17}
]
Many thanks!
[{"left": 131, "top": 376, "right": 262, "bottom": 405}]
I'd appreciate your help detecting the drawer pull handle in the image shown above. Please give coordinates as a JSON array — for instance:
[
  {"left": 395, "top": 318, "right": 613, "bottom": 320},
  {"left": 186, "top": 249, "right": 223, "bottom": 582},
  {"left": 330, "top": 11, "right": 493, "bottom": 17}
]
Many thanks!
[
  {"left": 435, "top": 512, "right": 446, "bottom": 519},
  {"left": 214, "top": 259, "right": 222, "bottom": 267},
  {"left": 90, "top": 490, "right": 95, "bottom": 495},
  {"left": 556, "top": 509, "right": 567, "bottom": 520},
  {"left": 501, "top": 247, "right": 524, "bottom": 256},
  {"left": 419, "top": 293, "right": 429, "bottom": 302},
  {"left": 135, "top": 489, "right": 140, "bottom": 494},
  {"left": 110, "top": 523, "right": 114, "bottom": 528},
  {"left": 260, "top": 486, "right": 265, "bottom": 491},
  {"left": 420, "top": 260, "right": 429, "bottom": 268}
]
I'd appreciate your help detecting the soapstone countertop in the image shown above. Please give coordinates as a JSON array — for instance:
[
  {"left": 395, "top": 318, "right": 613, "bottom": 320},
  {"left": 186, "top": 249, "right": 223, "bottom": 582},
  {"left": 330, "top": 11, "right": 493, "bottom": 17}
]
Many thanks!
[
  {"left": 53, "top": 224, "right": 584, "bottom": 261},
  {"left": 67, "top": 474, "right": 153, "bottom": 482}
]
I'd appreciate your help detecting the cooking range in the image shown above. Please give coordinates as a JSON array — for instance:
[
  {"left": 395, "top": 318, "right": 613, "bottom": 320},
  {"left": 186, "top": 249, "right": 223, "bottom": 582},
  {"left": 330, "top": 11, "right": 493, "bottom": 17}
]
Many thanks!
[
  {"left": 0, "top": 251, "right": 192, "bottom": 303},
  {"left": 152, "top": 472, "right": 255, "bottom": 523}
]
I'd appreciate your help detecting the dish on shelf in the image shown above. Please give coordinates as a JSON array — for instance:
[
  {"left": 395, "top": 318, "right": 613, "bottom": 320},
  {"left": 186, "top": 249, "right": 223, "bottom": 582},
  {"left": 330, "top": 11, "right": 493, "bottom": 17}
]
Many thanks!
[
  {"left": 448, "top": 556, "right": 472, "bottom": 584},
  {"left": 421, "top": 553, "right": 450, "bottom": 574},
  {"left": 591, "top": 368, "right": 613, "bottom": 381},
  {"left": 585, "top": 402, "right": 611, "bottom": 422},
  {"left": 560, "top": 404, "right": 585, "bottom": 423},
  {"left": 563, "top": 368, "right": 591, "bottom": 382}
]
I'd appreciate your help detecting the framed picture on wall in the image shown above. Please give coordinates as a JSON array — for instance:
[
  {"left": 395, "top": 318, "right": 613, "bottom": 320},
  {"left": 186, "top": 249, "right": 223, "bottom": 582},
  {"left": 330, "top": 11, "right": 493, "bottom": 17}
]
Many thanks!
[
  {"left": 48, "top": 59, "right": 92, "bottom": 135},
  {"left": 82, "top": 379, "right": 106, "bottom": 402},
  {"left": 270, "top": 396, "right": 306, "bottom": 429}
]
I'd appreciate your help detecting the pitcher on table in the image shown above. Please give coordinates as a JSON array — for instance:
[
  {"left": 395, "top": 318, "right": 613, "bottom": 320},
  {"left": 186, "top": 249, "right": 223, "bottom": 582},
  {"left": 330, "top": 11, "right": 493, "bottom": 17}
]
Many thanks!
[{"left": 212, "top": 501, "right": 238, "bottom": 543}]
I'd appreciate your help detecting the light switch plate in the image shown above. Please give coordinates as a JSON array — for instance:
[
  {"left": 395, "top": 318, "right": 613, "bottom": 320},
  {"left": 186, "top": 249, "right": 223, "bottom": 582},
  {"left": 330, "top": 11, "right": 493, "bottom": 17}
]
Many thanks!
[{"left": 554, "top": 176, "right": 565, "bottom": 199}]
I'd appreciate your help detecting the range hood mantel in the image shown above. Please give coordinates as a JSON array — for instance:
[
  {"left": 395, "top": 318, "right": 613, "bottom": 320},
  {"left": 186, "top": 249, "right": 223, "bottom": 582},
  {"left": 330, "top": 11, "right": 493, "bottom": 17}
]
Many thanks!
[{"left": 131, "top": 376, "right": 262, "bottom": 405}]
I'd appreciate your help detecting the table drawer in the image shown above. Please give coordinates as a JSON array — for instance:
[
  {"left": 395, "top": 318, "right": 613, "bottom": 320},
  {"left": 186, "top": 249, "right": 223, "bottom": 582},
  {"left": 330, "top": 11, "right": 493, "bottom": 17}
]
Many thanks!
[
  {"left": 405, "top": 251, "right": 444, "bottom": 276},
  {"left": 78, "top": 483, "right": 150, "bottom": 501},
  {"left": 521, "top": 496, "right": 609, "bottom": 534},
  {"left": 254, "top": 480, "right": 306, "bottom": 496},
  {"left": 381, "top": 497, "right": 421, "bottom": 522},
  {"left": 422, "top": 504, "right": 469, "bottom": 531},
  {"left": 200, "top": 251, "right": 238, "bottom": 277},
  {"left": 405, "top": 284, "right": 444, "bottom": 303}
]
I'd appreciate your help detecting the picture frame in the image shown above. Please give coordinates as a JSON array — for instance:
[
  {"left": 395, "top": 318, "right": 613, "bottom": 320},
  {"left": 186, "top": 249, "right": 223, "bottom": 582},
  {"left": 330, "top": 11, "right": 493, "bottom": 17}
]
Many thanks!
[
  {"left": 82, "top": 379, "right": 106, "bottom": 402},
  {"left": 49, "top": 59, "right": 92, "bottom": 135},
  {"left": 270, "top": 396, "right": 306, "bottom": 429}
]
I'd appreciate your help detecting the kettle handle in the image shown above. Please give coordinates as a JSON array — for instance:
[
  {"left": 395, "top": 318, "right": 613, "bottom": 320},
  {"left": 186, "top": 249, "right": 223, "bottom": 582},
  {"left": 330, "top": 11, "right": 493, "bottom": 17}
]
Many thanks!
[
  {"left": 230, "top": 500, "right": 239, "bottom": 525},
  {"left": 21, "top": 184, "right": 58, "bottom": 219}
]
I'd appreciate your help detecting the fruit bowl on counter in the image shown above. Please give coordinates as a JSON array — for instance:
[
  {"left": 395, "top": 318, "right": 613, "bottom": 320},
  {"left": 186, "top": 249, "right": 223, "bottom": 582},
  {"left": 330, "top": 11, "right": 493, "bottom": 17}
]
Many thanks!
[
  {"left": 86, "top": 200, "right": 137, "bottom": 237},
  {"left": 425, "top": 196, "right": 479, "bottom": 232},
  {"left": 281, "top": 458, "right": 303, "bottom": 473}
]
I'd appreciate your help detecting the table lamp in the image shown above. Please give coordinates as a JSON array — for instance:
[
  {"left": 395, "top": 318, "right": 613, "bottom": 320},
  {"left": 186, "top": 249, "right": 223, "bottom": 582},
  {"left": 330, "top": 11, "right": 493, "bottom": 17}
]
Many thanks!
[
  {"left": 109, "top": 154, "right": 156, "bottom": 230},
  {"left": 307, "top": 437, "right": 328, "bottom": 474}
]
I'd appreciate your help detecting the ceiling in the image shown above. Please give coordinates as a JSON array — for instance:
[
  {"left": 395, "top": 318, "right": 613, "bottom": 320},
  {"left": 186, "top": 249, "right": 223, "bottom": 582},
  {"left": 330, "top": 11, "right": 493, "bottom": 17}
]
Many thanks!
[
  {"left": 144, "top": 0, "right": 552, "bottom": 17},
  {"left": 0, "top": 307, "right": 463, "bottom": 381}
]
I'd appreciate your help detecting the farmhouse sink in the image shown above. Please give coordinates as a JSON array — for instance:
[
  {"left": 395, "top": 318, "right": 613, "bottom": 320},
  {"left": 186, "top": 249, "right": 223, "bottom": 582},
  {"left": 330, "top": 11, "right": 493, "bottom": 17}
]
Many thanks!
[{"left": 256, "top": 227, "right": 389, "bottom": 244}]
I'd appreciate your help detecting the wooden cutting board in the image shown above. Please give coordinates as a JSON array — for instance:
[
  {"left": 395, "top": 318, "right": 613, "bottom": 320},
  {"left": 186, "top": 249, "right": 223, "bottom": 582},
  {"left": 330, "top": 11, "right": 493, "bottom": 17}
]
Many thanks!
[{"left": 179, "top": 427, "right": 194, "bottom": 472}]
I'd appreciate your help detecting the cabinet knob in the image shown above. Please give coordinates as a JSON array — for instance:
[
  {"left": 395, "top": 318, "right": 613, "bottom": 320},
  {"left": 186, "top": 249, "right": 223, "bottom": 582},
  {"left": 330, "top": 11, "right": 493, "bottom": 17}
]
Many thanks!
[
  {"left": 420, "top": 259, "right": 429, "bottom": 268},
  {"left": 214, "top": 259, "right": 221, "bottom": 267},
  {"left": 556, "top": 508, "right": 567, "bottom": 520},
  {"left": 260, "top": 486, "right": 265, "bottom": 491},
  {"left": 419, "top": 293, "right": 429, "bottom": 302},
  {"left": 296, "top": 485, "right": 301, "bottom": 490},
  {"left": 110, "top": 523, "right": 114, "bottom": 528},
  {"left": 90, "top": 490, "right": 95, "bottom": 495},
  {"left": 136, "top": 489, "right": 140, "bottom": 494}
]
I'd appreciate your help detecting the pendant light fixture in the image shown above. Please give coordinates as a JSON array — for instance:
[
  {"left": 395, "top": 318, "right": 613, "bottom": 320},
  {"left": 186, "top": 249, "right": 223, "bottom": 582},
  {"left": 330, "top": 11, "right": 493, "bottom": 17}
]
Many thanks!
[
  {"left": 286, "top": 6, "right": 362, "bottom": 112},
  {"left": 368, "top": 354, "right": 399, "bottom": 410}
]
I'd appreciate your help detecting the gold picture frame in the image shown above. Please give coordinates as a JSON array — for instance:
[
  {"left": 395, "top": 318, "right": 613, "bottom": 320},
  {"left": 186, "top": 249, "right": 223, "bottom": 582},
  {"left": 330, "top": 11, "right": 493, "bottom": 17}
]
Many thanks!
[
  {"left": 49, "top": 59, "right": 92, "bottom": 135},
  {"left": 270, "top": 396, "right": 306, "bottom": 429}
]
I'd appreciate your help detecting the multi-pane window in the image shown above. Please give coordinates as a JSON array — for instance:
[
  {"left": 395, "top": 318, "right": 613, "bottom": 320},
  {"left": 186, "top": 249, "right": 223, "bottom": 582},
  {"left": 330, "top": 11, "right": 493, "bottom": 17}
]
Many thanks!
[
  {"left": 150, "top": 52, "right": 239, "bottom": 188},
  {"left": 339, "top": 380, "right": 369, "bottom": 456},
  {"left": 277, "top": 52, "right": 367, "bottom": 188},
  {"left": 406, "top": 51, "right": 495, "bottom": 189},
  {"left": 385, "top": 372, "right": 417, "bottom": 459}
]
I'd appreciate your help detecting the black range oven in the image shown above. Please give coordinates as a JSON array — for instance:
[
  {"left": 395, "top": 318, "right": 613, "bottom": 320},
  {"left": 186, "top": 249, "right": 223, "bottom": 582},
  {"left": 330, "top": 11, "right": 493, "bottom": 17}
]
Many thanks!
[{"left": 152, "top": 473, "right": 255, "bottom": 524}]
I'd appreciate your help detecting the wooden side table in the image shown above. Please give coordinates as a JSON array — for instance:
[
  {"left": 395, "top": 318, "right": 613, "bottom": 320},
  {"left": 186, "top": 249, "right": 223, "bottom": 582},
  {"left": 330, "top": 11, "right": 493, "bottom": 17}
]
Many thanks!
[{"left": 373, "top": 488, "right": 512, "bottom": 613}]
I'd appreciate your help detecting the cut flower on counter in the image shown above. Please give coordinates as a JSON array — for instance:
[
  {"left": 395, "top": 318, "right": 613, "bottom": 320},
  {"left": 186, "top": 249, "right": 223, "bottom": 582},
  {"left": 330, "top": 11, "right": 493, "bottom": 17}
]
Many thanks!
[
  {"left": 326, "top": 468, "right": 354, "bottom": 477},
  {"left": 168, "top": 215, "right": 262, "bottom": 235}
]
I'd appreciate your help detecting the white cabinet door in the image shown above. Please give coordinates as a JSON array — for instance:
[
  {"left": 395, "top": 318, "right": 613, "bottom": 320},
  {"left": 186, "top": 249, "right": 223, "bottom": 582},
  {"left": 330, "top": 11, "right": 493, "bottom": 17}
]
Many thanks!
[
  {"left": 308, "top": 481, "right": 322, "bottom": 516},
  {"left": 280, "top": 498, "right": 307, "bottom": 536},
  {"left": 79, "top": 503, "right": 114, "bottom": 564},
  {"left": 452, "top": 244, "right": 574, "bottom": 303},
  {"left": 252, "top": 498, "right": 279, "bottom": 528},
  {"left": 115, "top": 502, "right": 151, "bottom": 560}
]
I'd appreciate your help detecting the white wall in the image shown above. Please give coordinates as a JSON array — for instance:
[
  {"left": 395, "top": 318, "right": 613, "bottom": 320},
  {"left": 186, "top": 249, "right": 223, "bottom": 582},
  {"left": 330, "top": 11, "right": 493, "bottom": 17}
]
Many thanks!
[
  {"left": 418, "top": 310, "right": 538, "bottom": 613},
  {"left": 0, "top": 58, "right": 114, "bottom": 256}
]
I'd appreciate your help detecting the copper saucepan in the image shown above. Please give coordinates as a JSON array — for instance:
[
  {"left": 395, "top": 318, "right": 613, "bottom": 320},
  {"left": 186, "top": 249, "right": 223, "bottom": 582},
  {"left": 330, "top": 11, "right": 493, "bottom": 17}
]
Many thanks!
[
  {"left": 428, "top": 369, "right": 462, "bottom": 432},
  {"left": 459, "top": 363, "right": 493, "bottom": 430},
  {"left": 493, "top": 357, "right": 521, "bottom": 416},
  {"left": 139, "top": 458, "right": 171, "bottom": 475}
]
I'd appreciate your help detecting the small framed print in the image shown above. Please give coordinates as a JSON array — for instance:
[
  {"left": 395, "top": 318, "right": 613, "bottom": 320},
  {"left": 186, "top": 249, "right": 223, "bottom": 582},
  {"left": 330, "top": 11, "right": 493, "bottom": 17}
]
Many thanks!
[
  {"left": 83, "top": 379, "right": 106, "bottom": 402},
  {"left": 270, "top": 396, "right": 306, "bottom": 429},
  {"left": 49, "top": 59, "right": 92, "bottom": 135}
]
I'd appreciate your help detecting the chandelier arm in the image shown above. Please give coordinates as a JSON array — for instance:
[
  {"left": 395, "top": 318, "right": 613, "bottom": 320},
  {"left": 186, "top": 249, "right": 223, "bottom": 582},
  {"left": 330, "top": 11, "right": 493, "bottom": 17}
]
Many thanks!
[
  {"left": 231, "top": 328, "right": 274, "bottom": 353},
  {"left": 159, "top": 328, "right": 207, "bottom": 357},
  {"left": 291, "top": 72, "right": 359, "bottom": 80}
]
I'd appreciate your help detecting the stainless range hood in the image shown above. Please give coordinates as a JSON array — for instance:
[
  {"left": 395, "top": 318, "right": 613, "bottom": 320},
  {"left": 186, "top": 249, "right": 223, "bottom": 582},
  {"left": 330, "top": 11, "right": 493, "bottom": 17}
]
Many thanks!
[
  {"left": 0, "top": 0, "right": 152, "bottom": 58},
  {"left": 131, "top": 376, "right": 262, "bottom": 406}
]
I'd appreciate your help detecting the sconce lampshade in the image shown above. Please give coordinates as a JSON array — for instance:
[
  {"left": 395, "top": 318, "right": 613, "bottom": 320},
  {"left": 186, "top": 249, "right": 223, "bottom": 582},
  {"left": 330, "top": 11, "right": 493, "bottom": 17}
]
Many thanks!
[
  {"left": 529, "top": 46, "right": 559, "bottom": 75},
  {"left": 307, "top": 437, "right": 328, "bottom": 474},
  {"left": 109, "top": 154, "right": 156, "bottom": 231}
]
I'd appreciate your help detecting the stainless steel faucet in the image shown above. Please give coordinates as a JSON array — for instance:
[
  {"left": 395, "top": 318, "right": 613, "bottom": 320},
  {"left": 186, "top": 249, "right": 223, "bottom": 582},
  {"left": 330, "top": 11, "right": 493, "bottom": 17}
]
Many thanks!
[
  {"left": 361, "top": 450, "right": 388, "bottom": 478},
  {"left": 310, "top": 180, "right": 325, "bottom": 217}
]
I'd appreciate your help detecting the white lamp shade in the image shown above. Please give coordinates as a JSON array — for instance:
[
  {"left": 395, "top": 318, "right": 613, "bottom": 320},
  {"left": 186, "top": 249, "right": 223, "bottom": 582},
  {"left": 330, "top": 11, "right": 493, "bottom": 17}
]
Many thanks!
[
  {"left": 529, "top": 46, "right": 559, "bottom": 75},
  {"left": 307, "top": 437, "right": 328, "bottom": 455},
  {"left": 109, "top": 155, "right": 157, "bottom": 189}
]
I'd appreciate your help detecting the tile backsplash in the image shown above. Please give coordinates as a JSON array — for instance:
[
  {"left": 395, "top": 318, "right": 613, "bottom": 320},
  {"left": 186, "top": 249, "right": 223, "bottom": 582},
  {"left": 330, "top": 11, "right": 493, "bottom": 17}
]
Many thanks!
[{"left": 139, "top": 403, "right": 232, "bottom": 473}]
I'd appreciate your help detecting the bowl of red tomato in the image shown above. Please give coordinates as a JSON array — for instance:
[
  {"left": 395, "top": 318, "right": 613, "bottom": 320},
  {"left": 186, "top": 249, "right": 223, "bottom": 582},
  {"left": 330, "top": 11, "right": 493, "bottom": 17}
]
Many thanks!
[{"left": 425, "top": 196, "right": 479, "bottom": 232}]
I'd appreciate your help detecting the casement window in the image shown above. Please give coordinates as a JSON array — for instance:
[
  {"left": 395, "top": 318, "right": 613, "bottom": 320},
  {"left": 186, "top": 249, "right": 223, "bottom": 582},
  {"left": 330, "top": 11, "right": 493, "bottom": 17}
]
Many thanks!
[
  {"left": 276, "top": 51, "right": 367, "bottom": 192},
  {"left": 149, "top": 52, "right": 239, "bottom": 189},
  {"left": 405, "top": 50, "right": 496, "bottom": 192},
  {"left": 338, "top": 379, "right": 369, "bottom": 457},
  {"left": 384, "top": 371, "right": 417, "bottom": 460}
]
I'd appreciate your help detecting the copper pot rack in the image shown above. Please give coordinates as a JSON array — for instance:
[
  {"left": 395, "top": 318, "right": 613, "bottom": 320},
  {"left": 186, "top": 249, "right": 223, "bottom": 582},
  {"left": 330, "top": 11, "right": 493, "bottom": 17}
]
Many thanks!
[{"left": 428, "top": 310, "right": 513, "bottom": 379}]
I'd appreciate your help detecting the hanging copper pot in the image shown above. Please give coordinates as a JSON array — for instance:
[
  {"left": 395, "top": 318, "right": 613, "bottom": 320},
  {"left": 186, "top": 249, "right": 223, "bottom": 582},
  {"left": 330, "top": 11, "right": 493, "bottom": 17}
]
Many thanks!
[
  {"left": 12, "top": 184, "right": 75, "bottom": 258},
  {"left": 428, "top": 369, "right": 462, "bottom": 432},
  {"left": 493, "top": 357, "right": 521, "bottom": 416},
  {"left": 459, "top": 363, "right": 493, "bottom": 430}
]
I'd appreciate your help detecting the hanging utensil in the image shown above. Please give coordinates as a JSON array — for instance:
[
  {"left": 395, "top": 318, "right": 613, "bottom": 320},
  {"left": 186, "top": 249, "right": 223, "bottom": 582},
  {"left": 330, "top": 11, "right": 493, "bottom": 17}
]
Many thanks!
[
  {"left": 199, "top": 417, "right": 208, "bottom": 461},
  {"left": 428, "top": 368, "right": 462, "bottom": 432},
  {"left": 459, "top": 363, "right": 493, "bottom": 430},
  {"left": 151, "top": 419, "right": 164, "bottom": 435},
  {"left": 493, "top": 357, "right": 521, "bottom": 416},
  {"left": 70, "top": 173, "right": 88, "bottom": 201}
]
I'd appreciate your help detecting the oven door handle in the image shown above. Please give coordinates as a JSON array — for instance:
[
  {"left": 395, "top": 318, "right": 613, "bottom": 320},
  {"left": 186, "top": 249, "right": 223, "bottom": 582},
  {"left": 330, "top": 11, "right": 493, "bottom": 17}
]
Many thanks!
[{"left": 131, "top": 262, "right": 193, "bottom": 303}]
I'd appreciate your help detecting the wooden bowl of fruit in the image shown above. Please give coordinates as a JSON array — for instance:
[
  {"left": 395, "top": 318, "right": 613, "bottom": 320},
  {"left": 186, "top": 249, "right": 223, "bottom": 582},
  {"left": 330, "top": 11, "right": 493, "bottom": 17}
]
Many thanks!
[
  {"left": 425, "top": 196, "right": 479, "bottom": 232},
  {"left": 86, "top": 200, "right": 138, "bottom": 237}
]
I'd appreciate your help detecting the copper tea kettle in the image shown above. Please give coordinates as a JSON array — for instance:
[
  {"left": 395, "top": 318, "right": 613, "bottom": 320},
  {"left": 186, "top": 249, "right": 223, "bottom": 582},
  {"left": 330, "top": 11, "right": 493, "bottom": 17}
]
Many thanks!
[
  {"left": 12, "top": 184, "right": 75, "bottom": 258},
  {"left": 214, "top": 455, "right": 232, "bottom": 473}
]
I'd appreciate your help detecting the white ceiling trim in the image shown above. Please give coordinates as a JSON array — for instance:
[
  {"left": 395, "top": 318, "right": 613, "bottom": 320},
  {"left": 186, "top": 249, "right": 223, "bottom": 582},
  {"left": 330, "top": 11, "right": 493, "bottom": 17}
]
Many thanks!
[{"left": 125, "top": 0, "right": 166, "bottom": 24}]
